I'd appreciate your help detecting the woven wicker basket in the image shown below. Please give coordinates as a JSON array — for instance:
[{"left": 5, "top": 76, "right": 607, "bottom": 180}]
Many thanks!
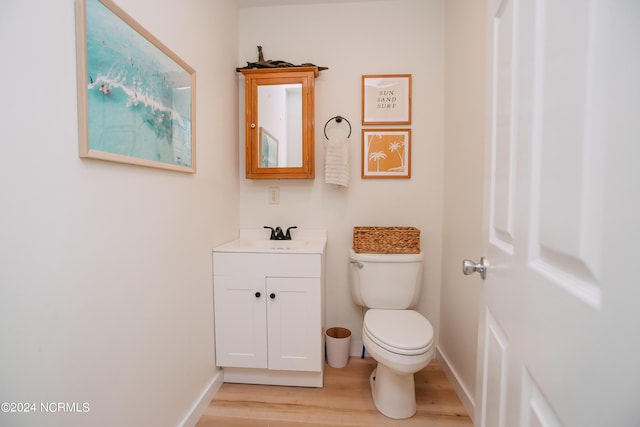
[{"left": 353, "top": 226, "right": 420, "bottom": 254}]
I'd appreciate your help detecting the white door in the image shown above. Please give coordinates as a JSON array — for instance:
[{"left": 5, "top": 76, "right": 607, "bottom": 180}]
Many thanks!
[
  {"left": 266, "top": 277, "right": 322, "bottom": 372},
  {"left": 474, "top": 1, "right": 640, "bottom": 426}
]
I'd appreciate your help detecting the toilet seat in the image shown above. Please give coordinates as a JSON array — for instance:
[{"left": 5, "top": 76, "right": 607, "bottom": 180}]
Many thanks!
[{"left": 364, "top": 309, "right": 433, "bottom": 356}]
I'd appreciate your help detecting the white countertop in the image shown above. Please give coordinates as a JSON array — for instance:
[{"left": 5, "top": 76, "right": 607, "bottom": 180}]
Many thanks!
[{"left": 214, "top": 228, "right": 327, "bottom": 254}]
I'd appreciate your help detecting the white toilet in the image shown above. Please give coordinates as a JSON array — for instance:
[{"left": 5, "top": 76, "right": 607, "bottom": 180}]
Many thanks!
[{"left": 349, "top": 249, "right": 434, "bottom": 419}]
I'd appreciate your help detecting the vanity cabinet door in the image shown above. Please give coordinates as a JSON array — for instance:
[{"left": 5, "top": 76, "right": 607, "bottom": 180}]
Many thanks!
[
  {"left": 213, "top": 275, "right": 267, "bottom": 369},
  {"left": 266, "top": 277, "right": 322, "bottom": 372}
]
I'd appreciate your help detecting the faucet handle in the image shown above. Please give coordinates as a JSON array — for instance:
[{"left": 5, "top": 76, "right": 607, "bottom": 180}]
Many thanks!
[
  {"left": 264, "top": 226, "right": 277, "bottom": 240},
  {"left": 285, "top": 226, "right": 298, "bottom": 240}
]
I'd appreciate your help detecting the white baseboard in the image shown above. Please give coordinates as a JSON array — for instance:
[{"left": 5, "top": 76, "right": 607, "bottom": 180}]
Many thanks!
[
  {"left": 179, "top": 368, "right": 224, "bottom": 427},
  {"left": 436, "top": 346, "right": 475, "bottom": 421}
]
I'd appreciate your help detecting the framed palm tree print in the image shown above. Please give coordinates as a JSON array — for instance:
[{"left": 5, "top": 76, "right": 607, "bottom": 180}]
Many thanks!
[{"left": 361, "top": 129, "right": 411, "bottom": 179}]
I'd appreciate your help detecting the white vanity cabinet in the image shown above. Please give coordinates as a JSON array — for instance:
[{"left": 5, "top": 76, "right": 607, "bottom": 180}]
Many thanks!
[{"left": 212, "top": 238, "right": 325, "bottom": 388}]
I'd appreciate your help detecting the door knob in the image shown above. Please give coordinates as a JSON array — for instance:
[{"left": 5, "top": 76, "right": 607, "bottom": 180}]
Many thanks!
[{"left": 462, "top": 257, "right": 488, "bottom": 280}]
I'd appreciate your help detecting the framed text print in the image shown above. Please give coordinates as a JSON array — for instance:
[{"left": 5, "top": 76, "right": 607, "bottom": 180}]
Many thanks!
[
  {"left": 362, "top": 129, "right": 411, "bottom": 179},
  {"left": 362, "top": 74, "right": 411, "bottom": 125},
  {"left": 75, "top": 0, "right": 196, "bottom": 173}
]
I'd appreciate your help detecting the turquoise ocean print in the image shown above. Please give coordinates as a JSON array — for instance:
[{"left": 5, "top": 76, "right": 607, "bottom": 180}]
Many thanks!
[{"left": 85, "top": 0, "right": 192, "bottom": 167}]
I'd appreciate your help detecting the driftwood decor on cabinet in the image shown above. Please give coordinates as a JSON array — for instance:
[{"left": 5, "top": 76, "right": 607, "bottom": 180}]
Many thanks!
[{"left": 237, "top": 48, "right": 326, "bottom": 179}]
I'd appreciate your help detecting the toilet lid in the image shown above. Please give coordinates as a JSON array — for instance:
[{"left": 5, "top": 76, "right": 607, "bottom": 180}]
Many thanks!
[{"left": 364, "top": 309, "right": 433, "bottom": 356}]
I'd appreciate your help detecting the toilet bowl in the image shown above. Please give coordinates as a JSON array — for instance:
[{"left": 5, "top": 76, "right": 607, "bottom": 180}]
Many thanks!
[{"left": 362, "top": 309, "right": 434, "bottom": 419}]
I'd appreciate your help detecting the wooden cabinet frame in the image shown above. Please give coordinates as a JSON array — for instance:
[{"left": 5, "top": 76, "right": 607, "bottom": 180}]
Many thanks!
[{"left": 240, "top": 67, "right": 318, "bottom": 179}]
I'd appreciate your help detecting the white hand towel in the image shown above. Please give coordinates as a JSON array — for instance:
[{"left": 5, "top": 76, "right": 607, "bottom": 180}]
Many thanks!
[{"left": 324, "top": 137, "right": 350, "bottom": 187}]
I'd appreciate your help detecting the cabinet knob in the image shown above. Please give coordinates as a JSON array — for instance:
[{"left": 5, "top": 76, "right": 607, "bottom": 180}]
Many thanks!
[
  {"left": 255, "top": 291, "right": 261, "bottom": 298},
  {"left": 250, "top": 123, "right": 256, "bottom": 129},
  {"left": 269, "top": 293, "right": 276, "bottom": 299}
]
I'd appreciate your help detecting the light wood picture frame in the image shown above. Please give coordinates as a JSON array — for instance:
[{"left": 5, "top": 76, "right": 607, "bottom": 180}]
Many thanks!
[
  {"left": 362, "top": 74, "right": 411, "bottom": 125},
  {"left": 75, "top": 0, "right": 196, "bottom": 173},
  {"left": 362, "top": 129, "right": 411, "bottom": 179}
]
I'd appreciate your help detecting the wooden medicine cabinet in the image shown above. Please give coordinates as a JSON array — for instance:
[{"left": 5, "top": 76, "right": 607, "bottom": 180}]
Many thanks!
[{"left": 239, "top": 67, "right": 318, "bottom": 179}]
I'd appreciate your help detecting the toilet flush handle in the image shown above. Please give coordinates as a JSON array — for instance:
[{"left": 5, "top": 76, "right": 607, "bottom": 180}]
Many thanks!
[{"left": 350, "top": 260, "right": 363, "bottom": 269}]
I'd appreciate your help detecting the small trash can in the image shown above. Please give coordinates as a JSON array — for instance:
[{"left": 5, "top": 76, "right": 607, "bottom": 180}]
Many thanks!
[{"left": 325, "top": 327, "right": 351, "bottom": 368}]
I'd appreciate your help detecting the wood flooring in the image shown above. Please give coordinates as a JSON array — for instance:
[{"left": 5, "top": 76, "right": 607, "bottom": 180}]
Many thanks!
[{"left": 195, "top": 357, "right": 473, "bottom": 427}]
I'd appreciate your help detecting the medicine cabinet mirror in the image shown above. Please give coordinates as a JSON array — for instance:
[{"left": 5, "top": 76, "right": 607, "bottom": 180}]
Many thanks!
[{"left": 240, "top": 67, "right": 318, "bottom": 179}]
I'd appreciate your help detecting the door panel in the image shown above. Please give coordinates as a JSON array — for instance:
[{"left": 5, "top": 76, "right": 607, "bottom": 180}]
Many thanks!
[
  {"left": 266, "top": 277, "right": 321, "bottom": 372},
  {"left": 527, "top": 0, "right": 603, "bottom": 308},
  {"left": 521, "top": 369, "right": 562, "bottom": 427},
  {"left": 479, "top": 308, "right": 509, "bottom": 427},
  {"left": 490, "top": 0, "right": 517, "bottom": 254},
  {"left": 213, "top": 275, "right": 267, "bottom": 369}
]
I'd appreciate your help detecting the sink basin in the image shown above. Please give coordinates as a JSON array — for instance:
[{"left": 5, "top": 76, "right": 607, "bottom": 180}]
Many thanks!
[
  {"left": 213, "top": 229, "right": 327, "bottom": 254},
  {"left": 250, "top": 240, "right": 309, "bottom": 250}
]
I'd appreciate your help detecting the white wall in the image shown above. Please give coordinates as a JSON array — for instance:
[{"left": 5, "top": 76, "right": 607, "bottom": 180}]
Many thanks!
[
  {"left": 238, "top": 0, "right": 445, "bottom": 355},
  {"left": 0, "top": 1, "right": 238, "bottom": 426},
  {"left": 440, "top": 0, "right": 486, "bottom": 414}
]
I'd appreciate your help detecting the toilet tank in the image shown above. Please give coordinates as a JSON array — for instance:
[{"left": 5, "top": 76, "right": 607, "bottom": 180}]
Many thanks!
[{"left": 349, "top": 249, "right": 424, "bottom": 309}]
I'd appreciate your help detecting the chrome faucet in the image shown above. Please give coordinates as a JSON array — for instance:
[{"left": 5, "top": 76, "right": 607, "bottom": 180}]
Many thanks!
[{"left": 264, "top": 225, "right": 297, "bottom": 240}]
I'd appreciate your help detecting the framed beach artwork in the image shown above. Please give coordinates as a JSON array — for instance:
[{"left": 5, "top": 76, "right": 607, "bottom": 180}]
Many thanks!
[
  {"left": 75, "top": 0, "right": 196, "bottom": 173},
  {"left": 362, "top": 74, "right": 411, "bottom": 125},
  {"left": 362, "top": 129, "right": 411, "bottom": 179}
]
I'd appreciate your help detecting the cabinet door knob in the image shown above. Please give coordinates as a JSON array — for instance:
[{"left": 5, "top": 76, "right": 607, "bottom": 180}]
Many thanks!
[
  {"left": 269, "top": 293, "right": 276, "bottom": 299},
  {"left": 255, "top": 291, "right": 261, "bottom": 298}
]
